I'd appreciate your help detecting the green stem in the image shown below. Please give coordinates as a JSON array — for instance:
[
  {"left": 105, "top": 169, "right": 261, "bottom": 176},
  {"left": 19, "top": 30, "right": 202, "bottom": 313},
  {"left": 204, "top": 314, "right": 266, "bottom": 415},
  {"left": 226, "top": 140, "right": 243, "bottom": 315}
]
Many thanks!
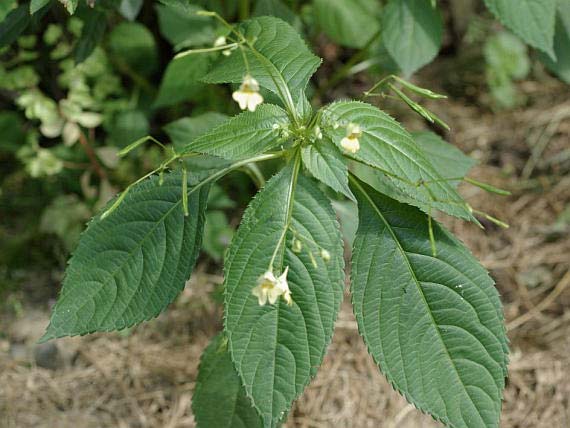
[{"left": 238, "top": 0, "right": 250, "bottom": 21}]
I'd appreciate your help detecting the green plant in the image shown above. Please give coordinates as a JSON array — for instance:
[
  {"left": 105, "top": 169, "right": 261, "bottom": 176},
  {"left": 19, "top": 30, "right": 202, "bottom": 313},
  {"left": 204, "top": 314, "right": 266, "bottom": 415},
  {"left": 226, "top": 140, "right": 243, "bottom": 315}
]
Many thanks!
[{"left": 2, "top": 1, "right": 568, "bottom": 427}]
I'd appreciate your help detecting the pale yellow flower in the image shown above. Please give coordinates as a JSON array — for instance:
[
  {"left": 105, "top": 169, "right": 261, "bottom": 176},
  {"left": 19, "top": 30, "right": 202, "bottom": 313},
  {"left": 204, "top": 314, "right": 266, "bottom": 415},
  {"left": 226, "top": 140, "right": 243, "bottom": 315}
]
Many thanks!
[
  {"left": 213, "top": 36, "right": 234, "bottom": 56},
  {"left": 252, "top": 267, "right": 292, "bottom": 306},
  {"left": 232, "top": 75, "right": 264, "bottom": 112},
  {"left": 340, "top": 123, "right": 362, "bottom": 154}
]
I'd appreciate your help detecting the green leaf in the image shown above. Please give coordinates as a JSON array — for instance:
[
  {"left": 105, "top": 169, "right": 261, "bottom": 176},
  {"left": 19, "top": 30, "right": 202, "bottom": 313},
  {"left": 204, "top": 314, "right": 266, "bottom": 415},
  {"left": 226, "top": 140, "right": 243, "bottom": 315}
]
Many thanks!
[
  {"left": 154, "top": 54, "right": 211, "bottom": 108},
  {"left": 181, "top": 104, "right": 289, "bottom": 160},
  {"left": 224, "top": 162, "right": 344, "bottom": 427},
  {"left": 0, "top": 4, "right": 30, "bottom": 49},
  {"left": 350, "top": 178, "right": 508, "bottom": 428},
  {"left": 40, "top": 172, "right": 210, "bottom": 342},
  {"left": 301, "top": 138, "right": 355, "bottom": 201},
  {"left": 484, "top": 0, "right": 556, "bottom": 58},
  {"left": 155, "top": 3, "right": 215, "bottom": 49},
  {"left": 320, "top": 101, "right": 475, "bottom": 221},
  {"left": 484, "top": 31, "right": 530, "bottom": 80},
  {"left": 538, "top": 3, "right": 570, "bottom": 83},
  {"left": 108, "top": 22, "right": 158, "bottom": 77},
  {"left": 203, "top": 16, "right": 321, "bottom": 105},
  {"left": 313, "top": 0, "right": 380, "bottom": 48},
  {"left": 74, "top": 10, "right": 107, "bottom": 64},
  {"left": 193, "top": 333, "right": 262, "bottom": 427},
  {"left": 118, "top": 0, "right": 143, "bottom": 21},
  {"left": 253, "top": 0, "right": 301, "bottom": 29},
  {"left": 203, "top": 211, "right": 234, "bottom": 262},
  {"left": 382, "top": 0, "right": 443, "bottom": 76},
  {"left": 30, "top": 0, "right": 51, "bottom": 14},
  {"left": 0, "top": 111, "right": 25, "bottom": 153},
  {"left": 413, "top": 131, "right": 477, "bottom": 182},
  {"left": 164, "top": 112, "right": 228, "bottom": 153},
  {"left": 105, "top": 110, "right": 149, "bottom": 149}
]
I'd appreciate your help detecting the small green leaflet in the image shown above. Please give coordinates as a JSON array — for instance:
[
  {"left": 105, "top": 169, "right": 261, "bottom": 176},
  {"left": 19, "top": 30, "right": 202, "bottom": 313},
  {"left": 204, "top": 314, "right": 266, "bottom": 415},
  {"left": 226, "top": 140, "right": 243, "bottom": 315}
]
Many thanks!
[
  {"left": 538, "top": 3, "right": 570, "bottom": 83},
  {"left": 40, "top": 172, "right": 209, "bottom": 342},
  {"left": 301, "top": 138, "right": 355, "bottom": 201},
  {"left": 193, "top": 334, "right": 262, "bottom": 428},
  {"left": 203, "top": 16, "right": 321, "bottom": 104},
  {"left": 74, "top": 10, "right": 107, "bottom": 63},
  {"left": 313, "top": 0, "right": 380, "bottom": 49},
  {"left": 320, "top": 101, "right": 476, "bottom": 222},
  {"left": 181, "top": 104, "right": 289, "bottom": 160},
  {"left": 382, "top": 0, "right": 443, "bottom": 76},
  {"left": 224, "top": 162, "right": 344, "bottom": 427},
  {"left": 30, "top": 0, "right": 51, "bottom": 14},
  {"left": 484, "top": 0, "right": 557, "bottom": 59},
  {"left": 350, "top": 178, "right": 508, "bottom": 428}
]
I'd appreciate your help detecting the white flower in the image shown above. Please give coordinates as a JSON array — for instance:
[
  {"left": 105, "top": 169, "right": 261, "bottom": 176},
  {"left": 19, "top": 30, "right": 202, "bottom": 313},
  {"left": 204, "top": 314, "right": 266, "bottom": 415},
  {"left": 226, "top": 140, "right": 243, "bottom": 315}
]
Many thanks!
[
  {"left": 314, "top": 126, "right": 323, "bottom": 140},
  {"left": 340, "top": 123, "right": 362, "bottom": 154},
  {"left": 232, "top": 75, "right": 264, "bottom": 112},
  {"left": 252, "top": 267, "right": 292, "bottom": 306},
  {"left": 320, "top": 249, "right": 331, "bottom": 262}
]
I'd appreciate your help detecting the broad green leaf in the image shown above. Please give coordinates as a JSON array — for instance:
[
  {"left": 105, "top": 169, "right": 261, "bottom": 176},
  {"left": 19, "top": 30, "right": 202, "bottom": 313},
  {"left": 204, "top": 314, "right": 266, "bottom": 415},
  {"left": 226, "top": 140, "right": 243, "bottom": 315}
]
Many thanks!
[
  {"left": 350, "top": 178, "right": 508, "bottom": 428},
  {"left": 0, "top": 4, "right": 30, "bottom": 49},
  {"left": 154, "top": 54, "right": 210, "bottom": 108},
  {"left": 203, "top": 16, "right": 321, "bottom": 105},
  {"left": 320, "top": 101, "right": 475, "bottom": 221},
  {"left": 484, "top": 0, "right": 556, "bottom": 58},
  {"left": 382, "top": 0, "right": 442, "bottom": 76},
  {"left": 301, "top": 138, "right": 355, "bottom": 201},
  {"left": 105, "top": 110, "right": 149, "bottom": 149},
  {"left": 193, "top": 333, "right": 262, "bottom": 428},
  {"left": 181, "top": 104, "right": 289, "bottom": 160},
  {"left": 539, "top": 4, "right": 570, "bottom": 83},
  {"left": 313, "top": 0, "right": 380, "bottom": 48},
  {"left": 164, "top": 112, "right": 228, "bottom": 152},
  {"left": 224, "top": 162, "right": 344, "bottom": 427},
  {"left": 108, "top": 22, "right": 158, "bottom": 77},
  {"left": 253, "top": 0, "right": 301, "bottom": 29},
  {"left": 413, "top": 131, "right": 477, "bottom": 182},
  {"left": 155, "top": 3, "right": 215, "bottom": 49},
  {"left": 0, "top": 111, "right": 25, "bottom": 153},
  {"left": 74, "top": 10, "right": 107, "bottom": 64},
  {"left": 40, "top": 172, "right": 210, "bottom": 341},
  {"left": 30, "top": 0, "right": 51, "bottom": 14}
]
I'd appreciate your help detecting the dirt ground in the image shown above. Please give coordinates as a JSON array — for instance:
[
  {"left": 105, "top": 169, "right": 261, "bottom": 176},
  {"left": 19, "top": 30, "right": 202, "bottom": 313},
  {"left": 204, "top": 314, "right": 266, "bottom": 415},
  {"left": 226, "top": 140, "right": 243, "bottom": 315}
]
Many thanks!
[{"left": 1, "top": 66, "right": 569, "bottom": 427}]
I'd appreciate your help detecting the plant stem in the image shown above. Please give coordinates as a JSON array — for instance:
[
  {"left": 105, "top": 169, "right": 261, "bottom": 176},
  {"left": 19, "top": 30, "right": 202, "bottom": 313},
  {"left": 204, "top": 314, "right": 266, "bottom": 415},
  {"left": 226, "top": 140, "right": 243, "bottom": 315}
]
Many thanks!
[{"left": 78, "top": 130, "right": 107, "bottom": 180}]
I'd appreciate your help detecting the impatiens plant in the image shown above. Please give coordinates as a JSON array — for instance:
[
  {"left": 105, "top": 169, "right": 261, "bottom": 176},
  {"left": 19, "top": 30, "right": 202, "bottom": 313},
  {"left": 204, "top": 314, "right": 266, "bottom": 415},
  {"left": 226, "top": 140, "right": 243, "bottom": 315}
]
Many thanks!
[{"left": 37, "top": 11, "right": 511, "bottom": 428}]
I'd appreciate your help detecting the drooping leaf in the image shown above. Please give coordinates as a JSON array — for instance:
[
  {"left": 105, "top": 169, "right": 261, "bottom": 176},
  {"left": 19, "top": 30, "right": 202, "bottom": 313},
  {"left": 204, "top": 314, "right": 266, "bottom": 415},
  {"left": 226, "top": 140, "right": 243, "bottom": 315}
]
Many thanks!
[
  {"left": 320, "top": 101, "right": 475, "bottom": 221},
  {"left": 350, "top": 177, "right": 508, "bottom": 428},
  {"left": 181, "top": 104, "right": 289, "bottom": 160},
  {"left": 154, "top": 54, "right": 210, "bottom": 108},
  {"left": 301, "top": 138, "right": 355, "bottom": 200},
  {"left": 164, "top": 112, "right": 228, "bottom": 152},
  {"left": 155, "top": 3, "right": 215, "bottom": 49},
  {"left": 74, "top": 10, "right": 107, "bottom": 63},
  {"left": 382, "top": 0, "right": 443, "bottom": 76},
  {"left": 313, "top": 0, "right": 380, "bottom": 48},
  {"left": 0, "top": 4, "right": 30, "bottom": 49},
  {"left": 40, "top": 172, "right": 210, "bottom": 341},
  {"left": 108, "top": 22, "right": 158, "bottom": 77},
  {"left": 203, "top": 16, "right": 321, "bottom": 105},
  {"left": 193, "top": 333, "right": 262, "bottom": 428},
  {"left": 413, "top": 131, "right": 477, "bottom": 182},
  {"left": 224, "top": 162, "right": 344, "bottom": 427},
  {"left": 484, "top": 0, "right": 557, "bottom": 59},
  {"left": 253, "top": 0, "right": 300, "bottom": 29},
  {"left": 538, "top": 3, "right": 570, "bottom": 83}
]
